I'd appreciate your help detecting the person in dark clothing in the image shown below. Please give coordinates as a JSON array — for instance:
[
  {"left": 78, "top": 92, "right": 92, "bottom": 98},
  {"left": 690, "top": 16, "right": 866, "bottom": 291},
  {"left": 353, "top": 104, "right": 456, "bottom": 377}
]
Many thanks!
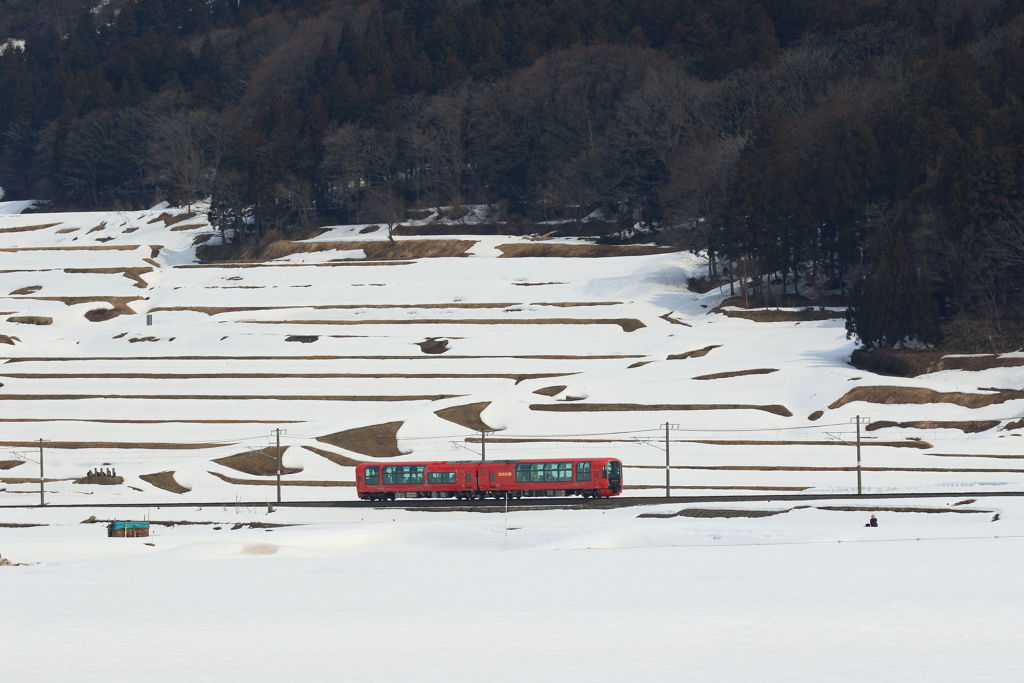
[{"left": 864, "top": 514, "right": 878, "bottom": 527}]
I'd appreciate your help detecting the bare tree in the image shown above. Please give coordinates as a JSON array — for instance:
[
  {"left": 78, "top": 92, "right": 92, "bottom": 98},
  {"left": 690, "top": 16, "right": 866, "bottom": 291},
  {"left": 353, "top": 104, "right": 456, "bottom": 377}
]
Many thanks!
[
  {"left": 150, "top": 108, "right": 221, "bottom": 208},
  {"left": 363, "top": 187, "right": 406, "bottom": 242},
  {"left": 402, "top": 83, "right": 472, "bottom": 212},
  {"left": 60, "top": 109, "right": 119, "bottom": 206},
  {"left": 272, "top": 175, "right": 316, "bottom": 229},
  {"left": 320, "top": 124, "right": 398, "bottom": 218}
]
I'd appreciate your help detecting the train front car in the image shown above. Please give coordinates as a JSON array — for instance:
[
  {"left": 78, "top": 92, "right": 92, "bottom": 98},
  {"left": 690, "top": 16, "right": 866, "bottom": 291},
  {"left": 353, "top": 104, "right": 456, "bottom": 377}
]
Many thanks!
[
  {"left": 487, "top": 457, "right": 623, "bottom": 498},
  {"left": 355, "top": 461, "right": 477, "bottom": 501}
]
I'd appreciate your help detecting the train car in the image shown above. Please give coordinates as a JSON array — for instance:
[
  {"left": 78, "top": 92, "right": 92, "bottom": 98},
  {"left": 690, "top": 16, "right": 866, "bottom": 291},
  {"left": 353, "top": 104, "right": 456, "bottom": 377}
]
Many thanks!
[{"left": 355, "top": 458, "right": 623, "bottom": 501}]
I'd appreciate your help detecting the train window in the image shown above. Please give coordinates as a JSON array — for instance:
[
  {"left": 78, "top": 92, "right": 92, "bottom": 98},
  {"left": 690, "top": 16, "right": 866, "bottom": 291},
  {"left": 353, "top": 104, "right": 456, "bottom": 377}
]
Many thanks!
[
  {"left": 382, "top": 465, "right": 425, "bottom": 485},
  {"left": 428, "top": 472, "right": 457, "bottom": 484},
  {"left": 515, "top": 462, "right": 574, "bottom": 483},
  {"left": 364, "top": 466, "right": 379, "bottom": 486},
  {"left": 490, "top": 472, "right": 495, "bottom": 482},
  {"left": 465, "top": 472, "right": 473, "bottom": 483},
  {"left": 576, "top": 462, "right": 591, "bottom": 482},
  {"left": 601, "top": 461, "right": 622, "bottom": 479}
]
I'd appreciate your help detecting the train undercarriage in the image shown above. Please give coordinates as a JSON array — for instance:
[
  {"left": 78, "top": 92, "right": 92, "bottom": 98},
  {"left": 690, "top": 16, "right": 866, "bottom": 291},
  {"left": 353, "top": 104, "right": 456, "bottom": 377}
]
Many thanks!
[{"left": 360, "top": 489, "right": 610, "bottom": 502}]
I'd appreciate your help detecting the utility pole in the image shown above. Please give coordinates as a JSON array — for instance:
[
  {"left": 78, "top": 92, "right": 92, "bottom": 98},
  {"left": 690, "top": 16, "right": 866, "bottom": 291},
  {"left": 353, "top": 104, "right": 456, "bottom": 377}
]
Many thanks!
[
  {"left": 480, "top": 429, "right": 486, "bottom": 461},
  {"left": 273, "top": 428, "right": 282, "bottom": 504},
  {"left": 856, "top": 415, "right": 862, "bottom": 496},
  {"left": 850, "top": 415, "right": 869, "bottom": 496},
  {"left": 663, "top": 423, "right": 678, "bottom": 498},
  {"left": 38, "top": 438, "right": 45, "bottom": 507}
]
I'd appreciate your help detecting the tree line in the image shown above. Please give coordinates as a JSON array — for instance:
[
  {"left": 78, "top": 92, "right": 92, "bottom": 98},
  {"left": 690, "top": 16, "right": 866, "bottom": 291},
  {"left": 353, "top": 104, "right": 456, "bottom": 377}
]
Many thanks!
[{"left": 3, "top": 0, "right": 1024, "bottom": 351}]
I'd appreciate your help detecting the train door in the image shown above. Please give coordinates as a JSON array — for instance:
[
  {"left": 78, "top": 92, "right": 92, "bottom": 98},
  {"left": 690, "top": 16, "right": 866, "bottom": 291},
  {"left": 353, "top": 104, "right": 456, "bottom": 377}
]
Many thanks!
[{"left": 606, "top": 460, "right": 622, "bottom": 493}]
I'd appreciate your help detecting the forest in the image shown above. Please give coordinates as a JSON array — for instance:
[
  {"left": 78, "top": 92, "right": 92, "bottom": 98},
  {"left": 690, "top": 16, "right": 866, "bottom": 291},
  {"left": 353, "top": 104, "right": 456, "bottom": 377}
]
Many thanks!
[{"left": 2, "top": 0, "right": 1024, "bottom": 352}]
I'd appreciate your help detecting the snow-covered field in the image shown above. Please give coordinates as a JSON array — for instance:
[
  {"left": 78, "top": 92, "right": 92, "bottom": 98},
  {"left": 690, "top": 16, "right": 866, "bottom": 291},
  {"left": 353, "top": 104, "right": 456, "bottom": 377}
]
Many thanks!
[
  {"left": 2, "top": 497, "right": 1023, "bottom": 681},
  {"left": 1, "top": 202, "right": 1024, "bottom": 502},
  {"left": 3, "top": 202, "right": 1024, "bottom": 680}
]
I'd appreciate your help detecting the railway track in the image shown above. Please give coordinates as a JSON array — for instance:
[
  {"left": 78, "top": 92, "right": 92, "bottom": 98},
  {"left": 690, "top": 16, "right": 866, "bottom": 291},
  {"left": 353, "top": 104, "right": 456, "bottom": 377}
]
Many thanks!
[{"left": 1, "top": 490, "right": 1023, "bottom": 511}]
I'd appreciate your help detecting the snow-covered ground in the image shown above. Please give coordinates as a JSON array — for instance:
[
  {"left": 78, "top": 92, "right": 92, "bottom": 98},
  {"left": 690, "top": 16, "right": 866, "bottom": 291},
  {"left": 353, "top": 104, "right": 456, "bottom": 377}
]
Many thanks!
[
  {"left": 2, "top": 496, "right": 1023, "bottom": 681},
  {"left": 0, "top": 203, "right": 1023, "bottom": 503},
  {"left": 2, "top": 203, "right": 1024, "bottom": 680}
]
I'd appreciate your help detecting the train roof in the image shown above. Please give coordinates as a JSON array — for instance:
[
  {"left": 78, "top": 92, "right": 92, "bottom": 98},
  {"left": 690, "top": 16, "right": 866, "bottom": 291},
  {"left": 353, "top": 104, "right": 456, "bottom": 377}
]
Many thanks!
[{"left": 356, "top": 458, "right": 619, "bottom": 466}]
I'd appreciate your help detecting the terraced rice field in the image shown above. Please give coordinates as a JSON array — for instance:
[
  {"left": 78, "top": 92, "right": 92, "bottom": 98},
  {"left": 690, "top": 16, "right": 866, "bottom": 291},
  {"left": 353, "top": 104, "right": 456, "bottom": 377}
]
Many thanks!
[{"left": 3, "top": 202, "right": 1024, "bottom": 503}]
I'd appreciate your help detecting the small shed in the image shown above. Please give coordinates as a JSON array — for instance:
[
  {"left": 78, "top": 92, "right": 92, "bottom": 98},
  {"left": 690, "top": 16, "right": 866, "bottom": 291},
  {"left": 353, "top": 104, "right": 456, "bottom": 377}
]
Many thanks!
[{"left": 107, "top": 521, "right": 150, "bottom": 538}]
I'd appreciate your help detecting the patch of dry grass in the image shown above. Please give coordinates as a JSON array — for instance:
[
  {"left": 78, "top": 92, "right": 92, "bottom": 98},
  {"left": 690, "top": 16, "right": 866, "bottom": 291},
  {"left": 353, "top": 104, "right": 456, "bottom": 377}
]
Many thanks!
[
  {"left": 0, "top": 440, "right": 223, "bottom": 449},
  {"left": 316, "top": 421, "right": 406, "bottom": 457},
  {"left": 867, "top": 420, "right": 1000, "bottom": 433},
  {"left": 0, "top": 371, "right": 573, "bottom": 382},
  {"left": 533, "top": 385, "right": 567, "bottom": 396},
  {"left": 214, "top": 451, "right": 302, "bottom": 476},
  {"left": 808, "top": 410, "right": 824, "bottom": 421},
  {"left": 435, "top": 401, "right": 495, "bottom": 431},
  {"left": 530, "top": 403, "right": 793, "bottom": 417},
  {"left": 677, "top": 439, "right": 930, "bottom": 448},
  {"left": 178, "top": 261, "right": 415, "bottom": 269},
  {"left": 534, "top": 301, "right": 622, "bottom": 307},
  {"left": 198, "top": 239, "right": 477, "bottom": 262},
  {"left": 139, "top": 471, "right": 190, "bottom": 493},
  {"left": 667, "top": 345, "right": 721, "bottom": 360},
  {"left": 925, "top": 452, "right": 1024, "bottom": 459},
  {"left": 241, "top": 317, "right": 647, "bottom": 332},
  {"left": 0, "top": 460, "right": 25, "bottom": 470},
  {"left": 150, "top": 302, "right": 519, "bottom": 315},
  {"left": 87, "top": 222, "right": 108, "bottom": 234},
  {"left": 12, "top": 296, "right": 143, "bottom": 321},
  {"left": 0, "top": 418, "right": 298, "bottom": 424},
  {"left": 497, "top": 244, "right": 675, "bottom": 258},
  {"left": 6, "top": 316, "right": 51, "bottom": 325},
  {"left": 723, "top": 309, "right": 846, "bottom": 322},
  {"left": 639, "top": 509, "right": 788, "bottom": 519},
  {"left": 0, "top": 393, "right": 459, "bottom": 402},
  {"left": 512, "top": 281, "right": 568, "bottom": 286},
  {"left": 208, "top": 471, "right": 354, "bottom": 487},
  {"left": 148, "top": 211, "right": 196, "bottom": 226},
  {"left": 72, "top": 476, "right": 123, "bottom": 485},
  {"left": 0, "top": 353, "right": 640, "bottom": 362},
  {"left": 169, "top": 223, "right": 207, "bottom": 232},
  {"left": 302, "top": 445, "right": 367, "bottom": 467},
  {"left": 63, "top": 267, "right": 152, "bottom": 288},
  {"left": 0, "top": 334, "right": 20, "bottom": 345},
  {"left": 8, "top": 285, "right": 41, "bottom": 295},
  {"left": 0, "top": 223, "right": 61, "bottom": 233},
  {"left": 659, "top": 312, "right": 690, "bottom": 326},
  {"left": 816, "top": 505, "right": 990, "bottom": 514},
  {"left": 693, "top": 368, "right": 778, "bottom": 380},
  {"left": 0, "top": 245, "right": 137, "bottom": 252},
  {"left": 828, "top": 386, "right": 1024, "bottom": 410},
  {"left": 56, "top": 228, "right": 79, "bottom": 234}
]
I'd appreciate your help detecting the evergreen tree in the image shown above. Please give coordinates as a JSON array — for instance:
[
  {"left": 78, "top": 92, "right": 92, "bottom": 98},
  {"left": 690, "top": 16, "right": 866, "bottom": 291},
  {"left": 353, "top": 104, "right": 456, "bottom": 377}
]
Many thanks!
[{"left": 846, "top": 231, "right": 941, "bottom": 348}]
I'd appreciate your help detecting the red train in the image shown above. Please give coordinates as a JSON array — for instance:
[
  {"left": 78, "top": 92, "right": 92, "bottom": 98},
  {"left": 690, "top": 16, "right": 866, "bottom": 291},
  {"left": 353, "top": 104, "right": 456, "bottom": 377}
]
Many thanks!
[{"left": 355, "top": 458, "right": 623, "bottom": 501}]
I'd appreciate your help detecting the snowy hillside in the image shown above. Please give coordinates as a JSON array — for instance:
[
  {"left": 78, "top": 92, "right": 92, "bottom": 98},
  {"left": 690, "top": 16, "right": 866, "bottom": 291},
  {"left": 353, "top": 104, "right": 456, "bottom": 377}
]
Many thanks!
[{"left": 2, "top": 202, "right": 1024, "bottom": 504}]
